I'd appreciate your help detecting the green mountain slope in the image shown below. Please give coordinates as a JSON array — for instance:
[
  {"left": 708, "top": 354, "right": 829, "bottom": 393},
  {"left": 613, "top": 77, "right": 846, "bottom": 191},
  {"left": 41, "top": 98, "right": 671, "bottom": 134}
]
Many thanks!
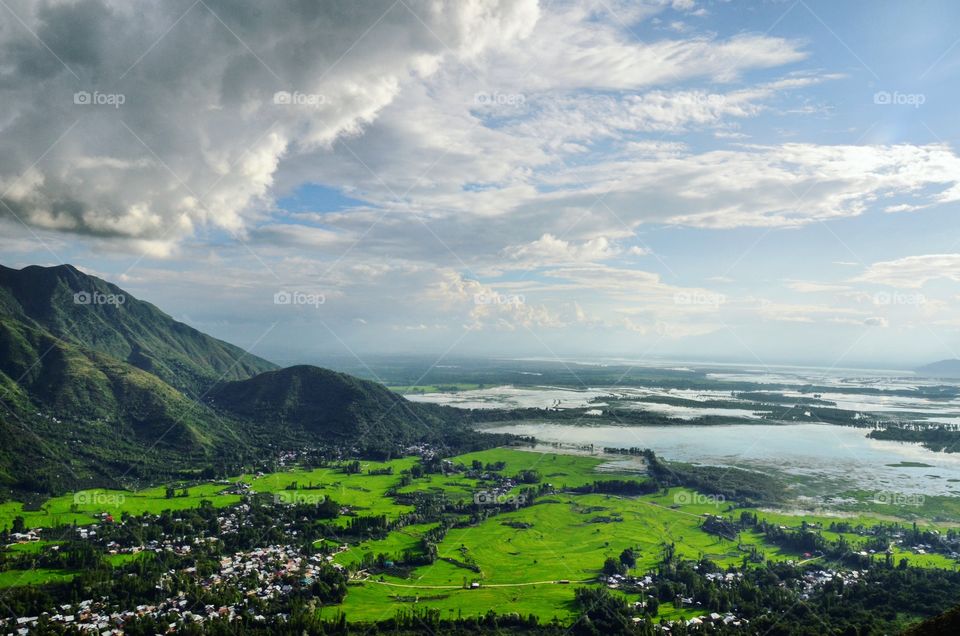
[
  {"left": 0, "top": 263, "right": 485, "bottom": 496},
  {"left": 0, "top": 264, "right": 277, "bottom": 394},
  {"left": 0, "top": 315, "right": 251, "bottom": 492},
  {"left": 209, "top": 365, "right": 454, "bottom": 444},
  {"left": 904, "top": 603, "right": 960, "bottom": 635}
]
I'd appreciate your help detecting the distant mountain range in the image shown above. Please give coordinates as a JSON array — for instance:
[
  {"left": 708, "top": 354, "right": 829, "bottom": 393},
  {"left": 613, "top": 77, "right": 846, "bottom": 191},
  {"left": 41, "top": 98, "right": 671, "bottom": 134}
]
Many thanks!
[
  {"left": 916, "top": 359, "right": 960, "bottom": 379},
  {"left": 0, "top": 264, "right": 480, "bottom": 495}
]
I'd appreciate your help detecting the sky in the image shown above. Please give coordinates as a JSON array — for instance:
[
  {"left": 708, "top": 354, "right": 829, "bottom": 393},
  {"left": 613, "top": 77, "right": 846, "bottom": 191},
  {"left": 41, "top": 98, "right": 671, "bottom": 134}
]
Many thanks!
[{"left": 1, "top": 0, "right": 959, "bottom": 369}]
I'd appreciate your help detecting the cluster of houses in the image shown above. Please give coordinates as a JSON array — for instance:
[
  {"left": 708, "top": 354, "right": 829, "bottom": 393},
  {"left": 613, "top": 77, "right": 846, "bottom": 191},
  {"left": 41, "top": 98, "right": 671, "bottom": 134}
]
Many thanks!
[
  {"left": 798, "top": 568, "right": 865, "bottom": 600},
  {"left": 682, "top": 612, "right": 749, "bottom": 629},
  {"left": 203, "top": 544, "right": 346, "bottom": 594},
  {"left": 473, "top": 477, "right": 520, "bottom": 506},
  {"left": 2, "top": 599, "right": 121, "bottom": 635},
  {"left": 704, "top": 571, "right": 743, "bottom": 584},
  {"left": 2, "top": 589, "right": 277, "bottom": 634},
  {"left": 402, "top": 443, "right": 439, "bottom": 460},
  {"left": 1, "top": 497, "right": 358, "bottom": 635},
  {"left": 905, "top": 542, "right": 954, "bottom": 556},
  {"left": 598, "top": 564, "right": 871, "bottom": 631},
  {"left": 6, "top": 528, "right": 40, "bottom": 544},
  {"left": 0, "top": 596, "right": 229, "bottom": 635},
  {"left": 598, "top": 571, "right": 641, "bottom": 589},
  {"left": 598, "top": 571, "right": 752, "bottom": 629},
  {"left": 0, "top": 541, "right": 347, "bottom": 635}
]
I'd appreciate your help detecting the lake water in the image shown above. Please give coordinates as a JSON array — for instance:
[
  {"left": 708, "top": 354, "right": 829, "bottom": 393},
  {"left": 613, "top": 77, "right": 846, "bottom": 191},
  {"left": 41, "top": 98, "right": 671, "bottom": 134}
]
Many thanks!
[
  {"left": 407, "top": 382, "right": 960, "bottom": 423},
  {"left": 477, "top": 422, "right": 960, "bottom": 496},
  {"left": 408, "top": 366, "right": 960, "bottom": 498}
]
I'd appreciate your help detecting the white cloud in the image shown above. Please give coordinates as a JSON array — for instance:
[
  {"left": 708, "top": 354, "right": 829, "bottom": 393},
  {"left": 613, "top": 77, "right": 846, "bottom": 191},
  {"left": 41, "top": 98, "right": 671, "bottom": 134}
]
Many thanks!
[
  {"left": 503, "top": 233, "right": 619, "bottom": 265},
  {"left": 5, "top": 0, "right": 956, "bottom": 363},
  {"left": 647, "top": 143, "right": 960, "bottom": 229},
  {"left": 0, "top": 0, "right": 826, "bottom": 252},
  {"left": 786, "top": 280, "right": 851, "bottom": 293},
  {"left": 854, "top": 254, "right": 960, "bottom": 289},
  {"left": 756, "top": 300, "right": 867, "bottom": 324},
  {"left": 0, "top": 0, "right": 539, "bottom": 249}
]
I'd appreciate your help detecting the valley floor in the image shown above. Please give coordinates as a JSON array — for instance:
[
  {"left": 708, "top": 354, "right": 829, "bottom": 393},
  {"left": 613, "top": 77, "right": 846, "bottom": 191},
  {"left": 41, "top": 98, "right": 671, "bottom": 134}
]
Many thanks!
[{"left": 2, "top": 447, "right": 960, "bottom": 633}]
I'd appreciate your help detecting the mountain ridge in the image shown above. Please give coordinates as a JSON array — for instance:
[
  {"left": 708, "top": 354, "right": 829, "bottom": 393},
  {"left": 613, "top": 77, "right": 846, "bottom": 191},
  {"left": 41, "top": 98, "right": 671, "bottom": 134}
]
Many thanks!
[
  {"left": 209, "top": 365, "right": 452, "bottom": 444},
  {"left": 916, "top": 359, "right": 960, "bottom": 379},
  {"left": 0, "top": 264, "right": 278, "bottom": 394},
  {"left": 0, "top": 264, "right": 489, "bottom": 496}
]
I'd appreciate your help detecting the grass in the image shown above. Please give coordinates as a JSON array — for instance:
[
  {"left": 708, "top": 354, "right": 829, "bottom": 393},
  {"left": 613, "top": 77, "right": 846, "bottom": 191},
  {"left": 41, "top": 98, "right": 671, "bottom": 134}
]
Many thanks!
[
  {"left": 644, "top": 601, "right": 704, "bottom": 622},
  {"left": 0, "top": 501, "right": 96, "bottom": 530},
  {"left": 337, "top": 580, "right": 581, "bottom": 623},
  {"left": 105, "top": 552, "right": 151, "bottom": 567},
  {"left": 0, "top": 568, "right": 76, "bottom": 588},
  {"left": 3, "top": 448, "right": 960, "bottom": 620},
  {"left": 246, "top": 458, "right": 419, "bottom": 522},
  {"left": 456, "top": 448, "right": 632, "bottom": 489},
  {"left": 838, "top": 490, "right": 960, "bottom": 522},
  {"left": 3, "top": 541, "right": 57, "bottom": 555},
  {"left": 333, "top": 487, "right": 832, "bottom": 621},
  {"left": 0, "top": 458, "right": 422, "bottom": 533}
]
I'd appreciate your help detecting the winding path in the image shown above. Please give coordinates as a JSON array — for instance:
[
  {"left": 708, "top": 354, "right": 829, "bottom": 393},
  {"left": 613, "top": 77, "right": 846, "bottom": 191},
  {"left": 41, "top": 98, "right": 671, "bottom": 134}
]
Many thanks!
[{"left": 367, "top": 579, "right": 593, "bottom": 589}]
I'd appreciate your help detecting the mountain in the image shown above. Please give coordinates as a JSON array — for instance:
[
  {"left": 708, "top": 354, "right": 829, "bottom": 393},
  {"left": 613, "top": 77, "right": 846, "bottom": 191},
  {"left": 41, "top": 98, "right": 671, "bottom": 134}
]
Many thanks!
[
  {"left": 904, "top": 603, "right": 960, "bottom": 635},
  {"left": 0, "top": 314, "right": 244, "bottom": 492},
  {"left": 0, "top": 264, "right": 479, "bottom": 496},
  {"left": 916, "top": 359, "right": 960, "bottom": 379},
  {"left": 209, "top": 365, "right": 452, "bottom": 444},
  {"left": 0, "top": 264, "right": 277, "bottom": 394}
]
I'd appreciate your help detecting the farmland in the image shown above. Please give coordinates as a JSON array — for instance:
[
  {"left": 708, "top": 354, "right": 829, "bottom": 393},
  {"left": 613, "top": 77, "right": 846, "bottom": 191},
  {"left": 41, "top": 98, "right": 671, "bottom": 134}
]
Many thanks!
[{"left": 3, "top": 446, "right": 960, "bottom": 632}]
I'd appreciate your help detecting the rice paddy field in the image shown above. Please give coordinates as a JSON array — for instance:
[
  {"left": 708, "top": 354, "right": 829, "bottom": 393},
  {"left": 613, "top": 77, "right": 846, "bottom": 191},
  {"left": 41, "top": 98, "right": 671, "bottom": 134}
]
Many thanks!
[{"left": 2, "top": 447, "right": 958, "bottom": 621}]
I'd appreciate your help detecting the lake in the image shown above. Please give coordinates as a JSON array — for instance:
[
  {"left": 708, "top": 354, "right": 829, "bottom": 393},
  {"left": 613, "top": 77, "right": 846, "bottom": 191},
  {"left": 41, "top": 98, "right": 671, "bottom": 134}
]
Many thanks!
[{"left": 478, "top": 422, "right": 960, "bottom": 497}]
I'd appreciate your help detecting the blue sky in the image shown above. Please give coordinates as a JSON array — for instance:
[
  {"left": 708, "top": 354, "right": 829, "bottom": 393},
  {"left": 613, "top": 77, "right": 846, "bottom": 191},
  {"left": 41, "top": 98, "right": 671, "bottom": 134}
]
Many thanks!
[{"left": 2, "top": 0, "right": 959, "bottom": 368}]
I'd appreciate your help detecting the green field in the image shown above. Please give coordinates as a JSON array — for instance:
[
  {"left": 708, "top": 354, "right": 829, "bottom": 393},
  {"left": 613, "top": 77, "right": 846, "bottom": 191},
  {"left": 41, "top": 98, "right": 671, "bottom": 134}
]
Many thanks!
[
  {"left": 2, "top": 447, "right": 958, "bottom": 622},
  {"left": 333, "top": 489, "right": 749, "bottom": 621},
  {"left": 0, "top": 568, "right": 76, "bottom": 588}
]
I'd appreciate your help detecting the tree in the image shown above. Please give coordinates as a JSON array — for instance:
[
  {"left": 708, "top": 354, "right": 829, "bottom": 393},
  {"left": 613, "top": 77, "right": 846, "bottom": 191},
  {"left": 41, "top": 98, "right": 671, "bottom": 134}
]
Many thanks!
[
  {"left": 603, "top": 557, "right": 624, "bottom": 577},
  {"left": 516, "top": 469, "right": 541, "bottom": 484}
]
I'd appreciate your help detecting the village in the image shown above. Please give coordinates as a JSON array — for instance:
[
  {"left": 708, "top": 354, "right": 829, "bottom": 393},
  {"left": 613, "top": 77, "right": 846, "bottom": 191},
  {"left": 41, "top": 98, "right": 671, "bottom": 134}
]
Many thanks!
[
  {"left": 3, "top": 453, "right": 960, "bottom": 634},
  {"left": 2, "top": 488, "right": 895, "bottom": 635}
]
